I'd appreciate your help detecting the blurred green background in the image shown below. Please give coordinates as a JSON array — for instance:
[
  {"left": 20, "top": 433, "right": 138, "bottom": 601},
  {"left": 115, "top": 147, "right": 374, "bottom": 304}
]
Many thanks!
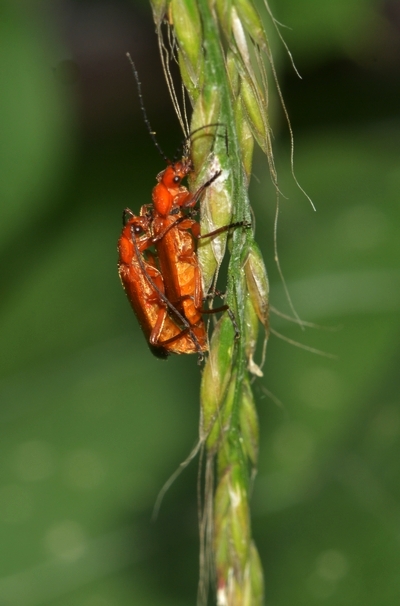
[{"left": 1, "top": 0, "right": 399, "bottom": 604}]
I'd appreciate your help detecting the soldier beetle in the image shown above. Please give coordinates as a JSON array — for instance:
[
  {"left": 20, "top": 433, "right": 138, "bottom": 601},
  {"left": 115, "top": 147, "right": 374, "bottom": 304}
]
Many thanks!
[
  {"left": 118, "top": 209, "right": 207, "bottom": 358},
  {"left": 149, "top": 163, "right": 234, "bottom": 338}
]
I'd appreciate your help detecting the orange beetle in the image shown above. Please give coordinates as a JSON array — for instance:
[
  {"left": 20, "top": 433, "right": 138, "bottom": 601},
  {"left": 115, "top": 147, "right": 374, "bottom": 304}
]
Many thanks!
[
  {"left": 149, "top": 154, "right": 227, "bottom": 327},
  {"left": 118, "top": 209, "right": 207, "bottom": 358},
  {"left": 148, "top": 156, "right": 221, "bottom": 338}
]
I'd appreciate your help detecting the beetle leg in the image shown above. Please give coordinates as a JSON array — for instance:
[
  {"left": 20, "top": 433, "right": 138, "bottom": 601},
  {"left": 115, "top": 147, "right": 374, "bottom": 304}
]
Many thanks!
[
  {"left": 197, "top": 221, "right": 251, "bottom": 240},
  {"left": 149, "top": 307, "right": 168, "bottom": 347}
]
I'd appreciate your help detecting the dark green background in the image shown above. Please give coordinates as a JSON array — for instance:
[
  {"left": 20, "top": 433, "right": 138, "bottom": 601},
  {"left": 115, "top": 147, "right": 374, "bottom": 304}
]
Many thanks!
[{"left": 1, "top": 0, "right": 399, "bottom": 604}]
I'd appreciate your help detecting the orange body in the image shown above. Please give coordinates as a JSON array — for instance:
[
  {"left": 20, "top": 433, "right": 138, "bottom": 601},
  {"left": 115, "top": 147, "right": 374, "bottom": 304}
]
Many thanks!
[
  {"left": 118, "top": 211, "right": 204, "bottom": 357},
  {"left": 150, "top": 161, "right": 208, "bottom": 351},
  {"left": 152, "top": 211, "right": 206, "bottom": 342}
]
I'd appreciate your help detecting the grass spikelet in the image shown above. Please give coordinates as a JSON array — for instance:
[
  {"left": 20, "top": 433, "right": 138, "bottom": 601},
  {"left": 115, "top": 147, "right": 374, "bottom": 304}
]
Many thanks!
[{"left": 147, "top": 0, "right": 302, "bottom": 603}]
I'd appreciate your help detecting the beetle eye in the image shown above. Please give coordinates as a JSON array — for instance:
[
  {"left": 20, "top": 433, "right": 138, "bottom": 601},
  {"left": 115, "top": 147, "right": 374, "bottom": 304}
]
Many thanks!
[
  {"left": 173, "top": 175, "right": 180, "bottom": 184},
  {"left": 132, "top": 225, "right": 143, "bottom": 235}
]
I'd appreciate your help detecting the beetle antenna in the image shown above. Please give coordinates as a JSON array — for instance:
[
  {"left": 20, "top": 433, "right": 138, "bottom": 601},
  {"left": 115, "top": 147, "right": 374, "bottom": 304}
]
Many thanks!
[{"left": 126, "top": 53, "right": 170, "bottom": 164}]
